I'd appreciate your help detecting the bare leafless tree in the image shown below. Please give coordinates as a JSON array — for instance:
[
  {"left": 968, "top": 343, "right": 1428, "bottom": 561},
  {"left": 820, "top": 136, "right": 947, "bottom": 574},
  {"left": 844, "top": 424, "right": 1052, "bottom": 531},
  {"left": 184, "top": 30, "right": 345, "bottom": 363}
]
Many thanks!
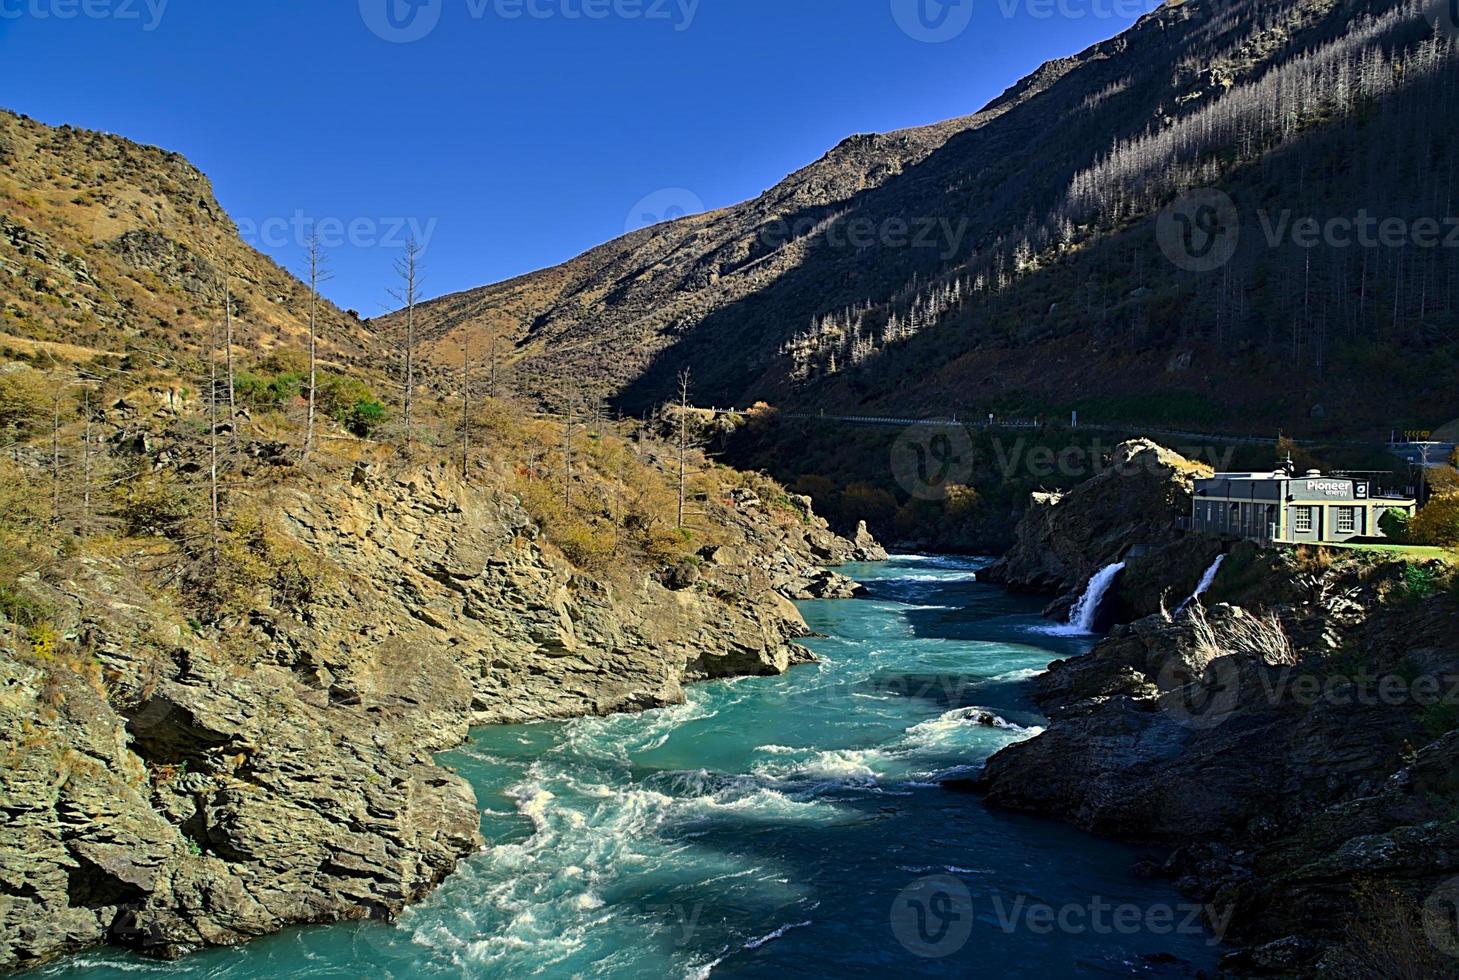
[
  {"left": 50, "top": 388, "right": 62, "bottom": 526},
  {"left": 81, "top": 387, "right": 92, "bottom": 534},
  {"left": 303, "top": 234, "right": 331, "bottom": 458},
  {"left": 223, "top": 270, "right": 237, "bottom": 426},
  {"left": 208, "top": 306, "right": 221, "bottom": 572},
  {"left": 461, "top": 336, "right": 472, "bottom": 480},
  {"left": 562, "top": 387, "right": 577, "bottom": 507},
  {"left": 389, "top": 237, "right": 424, "bottom": 449},
  {"left": 676, "top": 368, "right": 691, "bottom": 530}
]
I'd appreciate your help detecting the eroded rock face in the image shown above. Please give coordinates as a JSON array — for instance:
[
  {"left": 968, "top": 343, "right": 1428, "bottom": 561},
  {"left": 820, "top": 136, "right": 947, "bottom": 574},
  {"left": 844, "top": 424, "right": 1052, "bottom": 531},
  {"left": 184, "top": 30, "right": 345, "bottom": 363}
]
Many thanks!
[
  {"left": 266, "top": 465, "right": 834, "bottom": 727},
  {"left": 0, "top": 464, "right": 877, "bottom": 971},
  {"left": 972, "top": 556, "right": 1459, "bottom": 965},
  {"left": 0, "top": 563, "right": 481, "bottom": 969},
  {"left": 981, "top": 440, "right": 1211, "bottom": 608}
]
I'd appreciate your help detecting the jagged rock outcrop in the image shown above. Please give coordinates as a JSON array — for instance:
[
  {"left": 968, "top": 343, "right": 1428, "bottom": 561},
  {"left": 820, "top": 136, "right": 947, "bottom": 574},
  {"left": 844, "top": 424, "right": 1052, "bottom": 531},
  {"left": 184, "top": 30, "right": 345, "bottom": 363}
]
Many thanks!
[
  {"left": 971, "top": 552, "right": 1459, "bottom": 970},
  {"left": 981, "top": 439, "right": 1210, "bottom": 604},
  {"left": 1, "top": 560, "right": 481, "bottom": 968},
  {"left": 268, "top": 465, "right": 831, "bottom": 727},
  {"left": 851, "top": 520, "right": 889, "bottom": 562},
  {"left": 0, "top": 462, "right": 877, "bottom": 972}
]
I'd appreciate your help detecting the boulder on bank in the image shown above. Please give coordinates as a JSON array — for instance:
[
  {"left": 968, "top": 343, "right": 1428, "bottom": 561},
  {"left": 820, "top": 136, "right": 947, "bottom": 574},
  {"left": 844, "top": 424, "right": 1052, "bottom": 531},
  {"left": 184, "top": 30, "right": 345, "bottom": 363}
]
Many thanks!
[
  {"left": 851, "top": 521, "right": 889, "bottom": 562},
  {"left": 775, "top": 567, "right": 868, "bottom": 600}
]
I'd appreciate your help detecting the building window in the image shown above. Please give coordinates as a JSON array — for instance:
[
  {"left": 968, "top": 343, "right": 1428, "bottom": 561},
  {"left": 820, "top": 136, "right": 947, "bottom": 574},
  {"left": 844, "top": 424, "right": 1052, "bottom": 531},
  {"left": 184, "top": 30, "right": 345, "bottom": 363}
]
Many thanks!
[
  {"left": 1293, "top": 507, "right": 1313, "bottom": 533},
  {"left": 1336, "top": 508, "right": 1356, "bottom": 534}
]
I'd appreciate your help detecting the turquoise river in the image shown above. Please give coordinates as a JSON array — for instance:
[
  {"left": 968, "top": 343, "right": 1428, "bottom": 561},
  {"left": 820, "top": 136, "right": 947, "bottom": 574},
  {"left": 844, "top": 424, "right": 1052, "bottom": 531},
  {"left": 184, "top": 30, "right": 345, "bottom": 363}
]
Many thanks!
[{"left": 40, "top": 556, "right": 1222, "bottom": 978}]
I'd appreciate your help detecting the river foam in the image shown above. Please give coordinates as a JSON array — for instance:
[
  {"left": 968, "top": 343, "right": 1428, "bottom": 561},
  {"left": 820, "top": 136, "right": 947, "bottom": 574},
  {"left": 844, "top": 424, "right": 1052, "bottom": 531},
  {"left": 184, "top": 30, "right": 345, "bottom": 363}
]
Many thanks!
[{"left": 46, "top": 554, "right": 1221, "bottom": 980}]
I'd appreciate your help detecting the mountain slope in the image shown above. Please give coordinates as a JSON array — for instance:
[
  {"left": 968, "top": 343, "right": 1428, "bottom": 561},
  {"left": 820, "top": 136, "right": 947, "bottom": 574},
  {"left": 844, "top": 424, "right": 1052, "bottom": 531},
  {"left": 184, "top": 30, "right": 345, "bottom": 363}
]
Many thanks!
[
  {"left": 0, "top": 110, "right": 889, "bottom": 971},
  {"left": 402, "top": 0, "right": 1459, "bottom": 436},
  {"left": 0, "top": 109, "right": 372, "bottom": 367}
]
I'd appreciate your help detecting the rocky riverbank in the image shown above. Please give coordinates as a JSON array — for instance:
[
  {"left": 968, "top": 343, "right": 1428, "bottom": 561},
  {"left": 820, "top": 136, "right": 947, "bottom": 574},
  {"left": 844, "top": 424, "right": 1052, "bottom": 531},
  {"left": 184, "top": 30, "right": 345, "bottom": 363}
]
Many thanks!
[
  {"left": 966, "top": 441, "right": 1459, "bottom": 975},
  {"left": 980, "top": 438, "right": 1217, "bottom": 620},
  {"left": 0, "top": 461, "right": 880, "bottom": 972}
]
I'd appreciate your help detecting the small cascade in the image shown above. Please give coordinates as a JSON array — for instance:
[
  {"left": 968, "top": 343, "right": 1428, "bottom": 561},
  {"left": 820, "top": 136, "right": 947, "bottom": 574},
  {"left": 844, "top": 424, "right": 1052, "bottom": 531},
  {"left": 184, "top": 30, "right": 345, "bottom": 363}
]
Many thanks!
[
  {"left": 1040, "top": 562, "right": 1126, "bottom": 635},
  {"left": 1176, "top": 555, "right": 1227, "bottom": 615}
]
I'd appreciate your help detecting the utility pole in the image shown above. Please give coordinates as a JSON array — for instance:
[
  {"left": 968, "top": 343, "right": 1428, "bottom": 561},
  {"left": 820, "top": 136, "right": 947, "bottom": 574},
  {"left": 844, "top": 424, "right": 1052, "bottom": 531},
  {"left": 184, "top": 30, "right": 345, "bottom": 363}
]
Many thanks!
[{"left": 1415, "top": 441, "right": 1440, "bottom": 505}]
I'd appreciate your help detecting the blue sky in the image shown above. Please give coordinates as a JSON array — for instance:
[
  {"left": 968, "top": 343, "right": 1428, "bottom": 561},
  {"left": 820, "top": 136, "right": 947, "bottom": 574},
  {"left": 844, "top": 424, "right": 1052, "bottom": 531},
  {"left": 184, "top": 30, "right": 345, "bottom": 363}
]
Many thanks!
[{"left": 1, "top": 0, "right": 1157, "bottom": 313}]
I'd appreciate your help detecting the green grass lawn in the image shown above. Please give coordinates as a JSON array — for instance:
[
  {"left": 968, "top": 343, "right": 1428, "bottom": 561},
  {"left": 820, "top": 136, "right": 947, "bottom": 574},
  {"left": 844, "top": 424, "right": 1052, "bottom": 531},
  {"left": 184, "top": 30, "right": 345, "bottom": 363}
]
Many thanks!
[{"left": 1330, "top": 543, "right": 1454, "bottom": 561}]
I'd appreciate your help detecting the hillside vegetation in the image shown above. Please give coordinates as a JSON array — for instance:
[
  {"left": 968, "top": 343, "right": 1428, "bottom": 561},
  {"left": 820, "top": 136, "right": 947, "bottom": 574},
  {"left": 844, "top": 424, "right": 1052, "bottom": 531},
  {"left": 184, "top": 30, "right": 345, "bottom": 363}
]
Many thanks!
[
  {"left": 0, "top": 110, "right": 885, "bottom": 969},
  {"left": 396, "top": 0, "right": 1458, "bottom": 438}
]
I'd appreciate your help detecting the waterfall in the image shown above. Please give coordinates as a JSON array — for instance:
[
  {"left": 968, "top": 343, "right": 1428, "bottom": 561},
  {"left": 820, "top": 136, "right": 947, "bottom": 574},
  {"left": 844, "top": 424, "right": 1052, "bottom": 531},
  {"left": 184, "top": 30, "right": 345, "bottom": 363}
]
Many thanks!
[
  {"left": 1067, "top": 561, "right": 1126, "bottom": 632},
  {"left": 1176, "top": 555, "right": 1226, "bottom": 615},
  {"left": 1039, "top": 562, "right": 1126, "bottom": 635}
]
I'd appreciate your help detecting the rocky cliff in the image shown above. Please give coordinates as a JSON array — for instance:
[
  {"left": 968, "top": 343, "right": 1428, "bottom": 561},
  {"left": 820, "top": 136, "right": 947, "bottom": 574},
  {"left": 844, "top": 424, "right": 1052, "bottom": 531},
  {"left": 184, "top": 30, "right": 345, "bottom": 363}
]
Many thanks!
[
  {"left": 971, "top": 511, "right": 1459, "bottom": 973},
  {"left": 0, "top": 456, "right": 877, "bottom": 972},
  {"left": 981, "top": 439, "right": 1213, "bottom": 618},
  {"left": 0, "top": 102, "right": 890, "bottom": 973}
]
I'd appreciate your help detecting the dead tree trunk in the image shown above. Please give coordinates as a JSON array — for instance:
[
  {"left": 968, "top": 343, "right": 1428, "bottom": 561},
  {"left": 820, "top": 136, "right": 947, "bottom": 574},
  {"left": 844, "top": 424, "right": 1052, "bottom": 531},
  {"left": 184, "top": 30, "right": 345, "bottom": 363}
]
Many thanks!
[
  {"left": 224, "top": 272, "right": 237, "bottom": 426},
  {"left": 461, "top": 336, "right": 472, "bottom": 480},
  {"left": 304, "top": 235, "right": 330, "bottom": 459},
  {"left": 676, "top": 368, "right": 691, "bottom": 531},
  {"left": 391, "top": 238, "right": 424, "bottom": 449}
]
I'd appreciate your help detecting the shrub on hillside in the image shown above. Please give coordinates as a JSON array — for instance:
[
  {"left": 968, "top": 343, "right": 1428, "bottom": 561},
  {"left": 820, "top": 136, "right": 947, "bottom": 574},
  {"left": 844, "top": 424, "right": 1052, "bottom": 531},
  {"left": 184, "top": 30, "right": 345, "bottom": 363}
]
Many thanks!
[
  {"left": 512, "top": 477, "right": 620, "bottom": 573},
  {"left": 840, "top": 482, "right": 898, "bottom": 527},
  {"left": 1378, "top": 507, "right": 1411, "bottom": 542},
  {"left": 317, "top": 374, "right": 388, "bottom": 437},
  {"left": 234, "top": 369, "right": 305, "bottom": 410},
  {"left": 0, "top": 365, "right": 51, "bottom": 436},
  {"left": 234, "top": 360, "right": 389, "bottom": 437},
  {"left": 199, "top": 509, "right": 335, "bottom": 619},
  {"left": 344, "top": 398, "right": 388, "bottom": 437},
  {"left": 112, "top": 465, "right": 195, "bottom": 537},
  {"left": 1407, "top": 491, "right": 1459, "bottom": 547},
  {"left": 943, "top": 484, "right": 981, "bottom": 519},
  {"left": 1395, "top": 563, "right": 1440, "bottom": 603}
]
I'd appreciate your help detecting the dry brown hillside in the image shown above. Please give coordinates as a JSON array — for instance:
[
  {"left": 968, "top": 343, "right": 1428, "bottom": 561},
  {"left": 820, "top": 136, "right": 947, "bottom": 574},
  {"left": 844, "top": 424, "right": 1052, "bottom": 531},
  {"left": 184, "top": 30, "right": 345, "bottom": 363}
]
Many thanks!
[
  {"left": 389, "top": 104, "right": 1017, "bottom": 401},
  {"left": 0, "top": 109, "right": 373, "bottom": 368},
  {"left": 392, "top": 0, "right": 1459, "bottom": 437}
]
